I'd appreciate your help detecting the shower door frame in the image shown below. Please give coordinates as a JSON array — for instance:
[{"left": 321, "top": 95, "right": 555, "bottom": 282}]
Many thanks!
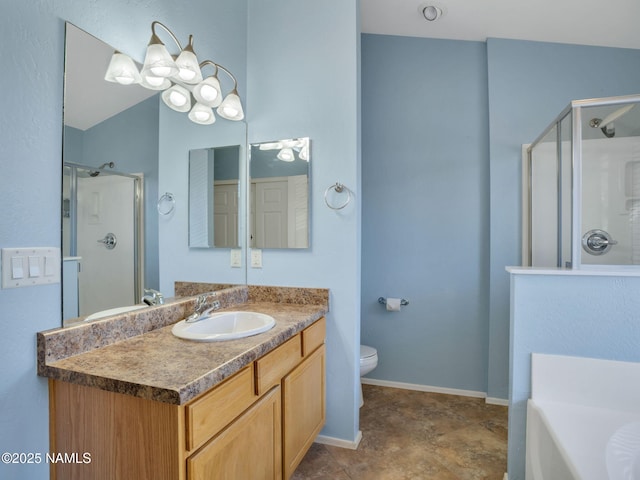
[
  {"left": 525, "top": 93, "right": 640, "bottom": 270},
  {"left": 63, "top": 162, "right": 145, "bottom": 315}
]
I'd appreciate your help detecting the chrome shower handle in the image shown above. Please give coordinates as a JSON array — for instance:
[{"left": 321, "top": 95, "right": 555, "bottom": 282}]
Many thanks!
[
  {"left": 582, "top": 229, "right": 617, "bottom": 256},
  {"left": 97, "top": 233, "right": 117, "bottom": 250}
]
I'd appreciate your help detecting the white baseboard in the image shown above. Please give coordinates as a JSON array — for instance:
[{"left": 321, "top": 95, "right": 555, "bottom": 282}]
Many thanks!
[
  {"left": 486, "top": 397, "right": 509, "bottom": 407},
  {"left": 361, "top": 378, "right": 509, "bottom": 406},
  {"left": 315, "top": 430, "right": 362, "bottom": 450}
]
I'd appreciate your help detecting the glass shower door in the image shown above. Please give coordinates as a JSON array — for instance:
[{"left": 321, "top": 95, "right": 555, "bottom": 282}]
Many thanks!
[{"left": 579, "top": 102, "right": 640, "bottom": 266}]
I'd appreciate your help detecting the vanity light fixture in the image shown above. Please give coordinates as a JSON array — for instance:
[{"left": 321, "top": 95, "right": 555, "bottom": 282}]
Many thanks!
[{"left": 104, "top": 21, "right": 244, "bottom": 125}]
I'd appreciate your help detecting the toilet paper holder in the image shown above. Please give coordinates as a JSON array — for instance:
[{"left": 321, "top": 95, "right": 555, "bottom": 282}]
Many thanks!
[{"left": 378, "top": 297, "right": 409, "bottom": 306}]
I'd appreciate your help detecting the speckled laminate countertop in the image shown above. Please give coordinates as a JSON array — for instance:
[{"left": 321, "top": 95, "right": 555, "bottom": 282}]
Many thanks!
[{"left": 38, "top": 285, "right": 329, "bottom": 405}]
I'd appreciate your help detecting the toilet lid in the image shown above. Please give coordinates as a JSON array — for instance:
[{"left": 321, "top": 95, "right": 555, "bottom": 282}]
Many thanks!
[{"left": 360, "top": 345, "right": 377, "bottom": 359}]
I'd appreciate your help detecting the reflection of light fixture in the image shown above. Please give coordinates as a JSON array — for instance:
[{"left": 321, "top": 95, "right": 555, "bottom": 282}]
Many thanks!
[
  {"left": 277, "top": 148, "right": 295, "bottom": 162},
  {"left": 104, "top": 21, "right": 244, "bottom": 125},
  {"left": 256, "top": 138, "right": 310, "bottom": 162}
]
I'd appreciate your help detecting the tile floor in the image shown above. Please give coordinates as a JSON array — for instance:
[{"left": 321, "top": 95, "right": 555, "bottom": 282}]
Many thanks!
[{"left": 292, "top": 384, "right": 508, "bottom": 480}]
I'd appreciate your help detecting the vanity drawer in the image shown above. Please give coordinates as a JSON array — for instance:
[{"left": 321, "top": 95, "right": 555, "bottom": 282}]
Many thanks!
[
  {"left": 302, "top": 317, "right": 326, "bottom": 357},
  {"left": 185, "top": 366, "right": 256, "bottom": 452},
  {"left": 255, "top": 334, "right": 302, "bottom": 395}
]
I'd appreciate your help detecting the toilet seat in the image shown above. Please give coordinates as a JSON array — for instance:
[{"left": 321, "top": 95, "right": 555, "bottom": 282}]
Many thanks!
[
  {"left": 360, "top": 345, "right": 378, "bottom": 374},
  {"left": 360, "top": 345, "right": 377, "bottom": 360}
]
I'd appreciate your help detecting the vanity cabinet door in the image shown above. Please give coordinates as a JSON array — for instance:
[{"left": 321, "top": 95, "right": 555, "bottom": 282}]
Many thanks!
[
  {"left": 282, "top": 345, "right": 326, "bottom": 479},
  {"left": 187, "top": 385, "right": 282, "bottom": 480}
]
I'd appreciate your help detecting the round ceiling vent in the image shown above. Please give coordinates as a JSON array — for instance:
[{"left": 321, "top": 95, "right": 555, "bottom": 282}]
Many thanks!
[{"left": 419, "top": 4, "right": 446, "bottom": 22}]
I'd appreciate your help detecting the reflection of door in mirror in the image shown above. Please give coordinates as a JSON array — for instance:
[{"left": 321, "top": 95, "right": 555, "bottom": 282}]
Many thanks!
[
  {"left": 62, "top": 165, "right": 143, "bottom": 321},
  {"left": 250, "top": 138, "right": 310, "bottom": 249},
  {"left": 189, "top": 146, "right": 241, "bottom": 248}
]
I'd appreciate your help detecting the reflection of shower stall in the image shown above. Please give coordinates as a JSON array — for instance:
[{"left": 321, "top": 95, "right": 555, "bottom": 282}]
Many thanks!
[
  {"left": 524, "top": 94, "right": 640, "bottom": 269},
  {"left": 63, "top": 162, "right": 143, "bottom": 319}
]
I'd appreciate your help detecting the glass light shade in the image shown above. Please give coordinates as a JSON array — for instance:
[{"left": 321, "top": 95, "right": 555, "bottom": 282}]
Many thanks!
[
  {"left": 299, "top": 143, "right": 309, "bottom": 161},
  {"left": 216, "top": 91, "right": 244, "bottom": 121},
  {"left": 140, "top": 74, "right": 171, "bottom": 91},
  {"left": 141, "top": 42, "right": 178, "bottom": 79},
  {"left": 193, "top": 76, "right": 222, "bottom": 107},
  {"left": 174, "top": 49, "right": 203, "bottom": 84},
  {"left": 161, "top": 84, "right": 192, "bottom": 112},
  {"left": 104, "top": 52, "right": 142, "bottom": 85},
  {"left": 277, "top": 148, "right": 295, "bottom": 162},
  {"left": 188, "top": 103, "right": 216, "bottom": 125}
]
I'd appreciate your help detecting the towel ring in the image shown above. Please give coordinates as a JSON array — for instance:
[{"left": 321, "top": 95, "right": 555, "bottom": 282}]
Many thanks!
[
  {"left": 157, "top": 192, "right": 175, "bottom": 216},
  {"left": 324, "top": 182, "right": 352, "bottom": 210}
]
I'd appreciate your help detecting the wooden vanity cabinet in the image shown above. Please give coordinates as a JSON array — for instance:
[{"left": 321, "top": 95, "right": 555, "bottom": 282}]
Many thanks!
[{"left": 48, "top": 317, "right": 325, "bottom": 480}]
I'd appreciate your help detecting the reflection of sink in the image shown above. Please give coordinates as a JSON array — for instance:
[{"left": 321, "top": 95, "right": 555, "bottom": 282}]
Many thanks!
[
  {"left": 172, "top": 311, "right": 276, "bottom": 342},
  {"left": 84, "top": 305, "right": 147, "bottom": 322},
  {"left": 606, "top": 421, "right": 640, "bottom": 479}
]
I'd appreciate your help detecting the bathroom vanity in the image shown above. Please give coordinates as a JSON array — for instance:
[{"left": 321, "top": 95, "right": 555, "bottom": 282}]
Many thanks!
[{"left": 38, "top": 285, "right": 328, "bottom": 480}]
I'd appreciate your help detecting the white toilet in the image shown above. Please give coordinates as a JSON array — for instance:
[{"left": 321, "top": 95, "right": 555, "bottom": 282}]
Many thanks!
[{"left": 359, "top": 345, "right": 378, "bottom": 407}]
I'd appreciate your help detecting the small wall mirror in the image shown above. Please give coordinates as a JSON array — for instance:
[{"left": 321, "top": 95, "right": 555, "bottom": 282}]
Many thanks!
[
  {"left": 250, "top": 138, "right": 310, "bottom": 249},
  {"left": 189, "top": 145, "right": 241, "bottom": 248}
]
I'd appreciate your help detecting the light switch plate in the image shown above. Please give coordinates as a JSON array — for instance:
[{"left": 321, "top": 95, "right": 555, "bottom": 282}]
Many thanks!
[
  {"left": 1, "top": 247, "right": 61, "bottom": 288},
  {"left": 230, "top": 249, "right": 242, "bottom": 268},
  {"left": 251, "top": 249, "right": 262, "bottom": 268}
]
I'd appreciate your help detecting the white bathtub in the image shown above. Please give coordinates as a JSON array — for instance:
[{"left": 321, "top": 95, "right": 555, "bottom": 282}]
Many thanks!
[
  {"left": 526, "top": 399, "right": 640, "bottom": 479},
  {"left": 526, "top": 354, "right": 640, "bottom": 480}
]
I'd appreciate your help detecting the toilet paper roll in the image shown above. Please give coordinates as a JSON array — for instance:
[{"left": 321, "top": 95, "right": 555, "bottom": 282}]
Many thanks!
[{"left": 386, "top": 297, "right": 402, "bottom": 312}]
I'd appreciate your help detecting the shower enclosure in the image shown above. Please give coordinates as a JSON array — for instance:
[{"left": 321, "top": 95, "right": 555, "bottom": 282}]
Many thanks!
[
  {"left": 62, "top": 162, "right": 144, "bottom": 320},
  {"left": 524, "top": 94, "right": 640, "bottom": 269}
]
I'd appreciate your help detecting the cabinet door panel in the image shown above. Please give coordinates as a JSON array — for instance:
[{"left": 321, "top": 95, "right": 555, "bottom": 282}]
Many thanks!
[
  {"left": 186, "top": 366, "right": 255, "bottom": 452},
  {"left": 187, "top": 386, "right": 282, "bottom": 480},
  {"left": 282, "top": 345, "right": 326, "bottom": 479}
]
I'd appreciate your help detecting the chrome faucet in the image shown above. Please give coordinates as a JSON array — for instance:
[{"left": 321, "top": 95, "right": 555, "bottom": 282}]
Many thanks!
[
  {"left": 185, "top": 294, "right": 220, "bottom": 323},
  {"left": 142, "top": 288, "right": 165, "bottom": 306}
]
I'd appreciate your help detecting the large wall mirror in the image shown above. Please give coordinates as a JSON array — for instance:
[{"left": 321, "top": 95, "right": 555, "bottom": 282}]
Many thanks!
[
  {"left": 62, "top": 23, "right": 247, "bottom": 326},
  {"left": 250, "top": 138, "right": 311, "bottom": 249}
]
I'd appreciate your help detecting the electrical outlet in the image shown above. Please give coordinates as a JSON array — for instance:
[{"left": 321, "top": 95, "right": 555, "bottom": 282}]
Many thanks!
[
  {"left": 230, "top": 249, "right": 242, "bottom": 268},
  {"left": 250, "top": 249, "right": 262, "bottom": 268}
]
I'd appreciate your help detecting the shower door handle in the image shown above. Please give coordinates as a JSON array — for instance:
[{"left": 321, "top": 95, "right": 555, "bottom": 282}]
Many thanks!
[{"left": 97, "top": 233, "right": 117, "bottom": 250}]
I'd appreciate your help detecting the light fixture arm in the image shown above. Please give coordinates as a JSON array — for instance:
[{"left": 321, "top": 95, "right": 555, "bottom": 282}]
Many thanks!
[
  {"left": 150, "top": 20, "right": 184, "bottom": 51},
  {"left": 199, "top": 60, "right": 238, "bottom": 90}
]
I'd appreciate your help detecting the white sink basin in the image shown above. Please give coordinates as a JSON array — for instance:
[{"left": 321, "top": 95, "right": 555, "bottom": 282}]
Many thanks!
[{"left": 171, "top": 310, "right": 276, "bottom": 342}]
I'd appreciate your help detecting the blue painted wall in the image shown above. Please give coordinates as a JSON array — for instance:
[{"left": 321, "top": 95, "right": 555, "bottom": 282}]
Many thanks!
[
  {"left": 508, "top": 272, "right": 640, "bottom": 480},
  {"left": 361, "top": 34, "right": 490, "bottom": 394},
  {"left": 246, "top": 0, "right": 361, "bottom": 442}
]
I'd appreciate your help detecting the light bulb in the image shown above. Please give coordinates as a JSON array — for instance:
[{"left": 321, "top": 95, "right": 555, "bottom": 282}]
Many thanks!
[
  {"left": 145, "top": 75, "right": 165, "bottom": 87},
  {"left": 169, "top": 90, "right": 188, "bottom": 107},
  {"left": 194, "top": 110, "right": 210, "bottom": 122},
  {"left": 222, "top": 106, "right": 239, "bottom": 117},
  {"left": 199, "top": 84, "right": 218, "bottom": 102},
  {"left": 115, "top": 76, "right": 136, "bottom": 85}
]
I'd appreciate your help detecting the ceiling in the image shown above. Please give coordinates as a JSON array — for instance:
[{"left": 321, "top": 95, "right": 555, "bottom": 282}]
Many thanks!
[
  {"left": 66, "top": 4, "right": 640, "bottom": 131},
  {"left": 64, "top": 24, "right": 156, "bottom": 131},
  {"left": 361, "top": 0, "right": 640, "bottom": 50}
]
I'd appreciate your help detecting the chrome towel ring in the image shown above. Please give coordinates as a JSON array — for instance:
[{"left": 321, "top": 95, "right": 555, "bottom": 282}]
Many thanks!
[
  {"left": 157, "top": 192, "right": 176, "bottom": 216},
  {"left": 324, "top": 182, "right": 352, "bottom": 210}
]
